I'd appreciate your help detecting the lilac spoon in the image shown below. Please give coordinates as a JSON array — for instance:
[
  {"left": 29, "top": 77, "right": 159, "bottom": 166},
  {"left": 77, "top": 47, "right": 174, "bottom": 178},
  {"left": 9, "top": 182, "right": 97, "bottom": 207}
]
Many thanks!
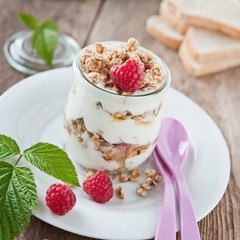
[
  {"left": 152, "top": 149, "right": 176, "bottom": 240},
  {"left": 156, "top": 118, "right": 201, "bottom": 240}
]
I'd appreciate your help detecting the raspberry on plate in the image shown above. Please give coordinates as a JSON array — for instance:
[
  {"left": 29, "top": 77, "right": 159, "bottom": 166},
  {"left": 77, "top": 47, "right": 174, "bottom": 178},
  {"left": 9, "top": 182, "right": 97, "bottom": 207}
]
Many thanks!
[
  {"left": 109, "top": 59, "right": 144, "bottom": 92},
  {"left": 83, "top": 170, "right": 113, "bottom": 203},
  {"left": 45, "top": 183, "right": 76, "bottom": 216}
]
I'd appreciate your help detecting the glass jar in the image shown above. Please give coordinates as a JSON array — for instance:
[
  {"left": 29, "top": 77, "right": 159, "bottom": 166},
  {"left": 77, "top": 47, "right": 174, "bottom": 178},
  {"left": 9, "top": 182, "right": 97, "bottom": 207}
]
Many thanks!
[{"left": 63, "top": 41, "right": 171, "bottom": 174}]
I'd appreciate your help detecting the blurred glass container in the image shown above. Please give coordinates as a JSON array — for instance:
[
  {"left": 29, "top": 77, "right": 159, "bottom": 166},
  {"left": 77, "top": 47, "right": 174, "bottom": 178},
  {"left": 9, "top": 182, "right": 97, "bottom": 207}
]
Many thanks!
[{"left": 4, "top": 30, "right": 80, "bottom": 75}]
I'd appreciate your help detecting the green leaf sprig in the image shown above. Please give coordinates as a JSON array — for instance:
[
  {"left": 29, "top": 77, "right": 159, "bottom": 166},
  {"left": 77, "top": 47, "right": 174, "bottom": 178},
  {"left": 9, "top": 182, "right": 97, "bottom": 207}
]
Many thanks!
[
  {"left": 18, "top": 13, "right": 58, "bottom": 66},
  {"left": 0, "top": 134, "right": 80, "bottom": 240}
]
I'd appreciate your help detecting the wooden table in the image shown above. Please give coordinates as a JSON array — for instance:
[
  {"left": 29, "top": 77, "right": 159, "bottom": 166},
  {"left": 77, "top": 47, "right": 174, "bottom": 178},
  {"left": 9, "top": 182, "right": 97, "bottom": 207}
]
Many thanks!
[{"left": 0, "top": 0, "right": 239, "bottom": 239}]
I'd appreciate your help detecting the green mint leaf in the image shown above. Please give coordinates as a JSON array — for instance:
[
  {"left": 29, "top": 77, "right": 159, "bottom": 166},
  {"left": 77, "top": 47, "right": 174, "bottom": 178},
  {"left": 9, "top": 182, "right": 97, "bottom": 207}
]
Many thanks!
[
  {"left": 0, "top": 161, "right": 37, "bottom": 240},
  {"left": 23, "top": 143, "right": 80, "bottom": 187},
  {"left": 18, "top": 12, "right": 39, "bottom": 30},
  {"left": 0, "top": 134, "right": 20, "bottom": 159},
  {"left": 40, "top": 20, "right": 58, "bottom": 31},
  {"left": 32, "top": 20, "right": 58, "bottom": 66}
]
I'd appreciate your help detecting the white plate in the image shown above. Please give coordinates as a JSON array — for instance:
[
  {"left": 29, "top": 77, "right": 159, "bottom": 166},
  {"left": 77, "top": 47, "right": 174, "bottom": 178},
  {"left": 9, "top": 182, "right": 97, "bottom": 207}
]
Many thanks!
[{"left": 0, "top": 68, "right": 230, "bottom": 240}]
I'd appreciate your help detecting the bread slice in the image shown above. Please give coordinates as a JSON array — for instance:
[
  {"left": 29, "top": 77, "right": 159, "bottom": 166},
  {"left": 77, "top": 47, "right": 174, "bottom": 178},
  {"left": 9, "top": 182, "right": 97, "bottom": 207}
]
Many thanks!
[
  {"left": 146, "top": 15, "right": 184, "bottom": 50},
  {"left": 165, "top": 0, "right": 181, "bottom": 14},
  {"left": 185, "top": 27, "right": 240, "bottom": 63},
  {"left": 179, "top": 40, "right": 240, "bottom": 77},
  {"left": 180, "top": 0, "right": 240, "bottom": 39},
  {"left": 160, "top": 1, "right": 188, "bottom": 34}
]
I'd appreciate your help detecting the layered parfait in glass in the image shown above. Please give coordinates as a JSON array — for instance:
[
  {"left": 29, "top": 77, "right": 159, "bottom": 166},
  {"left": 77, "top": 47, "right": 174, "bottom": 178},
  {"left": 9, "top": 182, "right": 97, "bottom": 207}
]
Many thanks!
[{"left": 64, "top": 38, "right": 171, "bottom": 174}]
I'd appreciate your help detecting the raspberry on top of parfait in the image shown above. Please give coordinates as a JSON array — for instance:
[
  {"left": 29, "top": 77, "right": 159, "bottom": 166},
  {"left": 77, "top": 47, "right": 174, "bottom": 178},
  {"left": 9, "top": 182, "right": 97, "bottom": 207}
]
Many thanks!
[
  {"left": 80, "top": 38, "right": 165, "bottom": 94},
  {"left": 109, "top": 59, "right": 144, "bottom": 92}
]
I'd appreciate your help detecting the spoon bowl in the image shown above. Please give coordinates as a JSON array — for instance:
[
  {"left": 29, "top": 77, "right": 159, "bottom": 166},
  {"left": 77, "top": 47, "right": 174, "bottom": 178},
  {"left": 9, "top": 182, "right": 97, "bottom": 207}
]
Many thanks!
[{"left": 157, "top": 118, "right": 189, "bottom": 169}]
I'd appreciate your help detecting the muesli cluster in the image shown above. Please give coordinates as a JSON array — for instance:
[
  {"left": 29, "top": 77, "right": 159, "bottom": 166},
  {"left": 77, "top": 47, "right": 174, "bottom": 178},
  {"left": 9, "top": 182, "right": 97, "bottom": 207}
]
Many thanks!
[
  {"left": 65, "top": 116, "right": 153, "bottom": 173},
  {"left": 115, "top": 186, "right": 125, "bottom": 199},
  {"left": 137, "top": 169, "right": 162, "bottom": 197},
  {"left": 96, "top": 101, "right": 162, "bottom": 125},
  {"left": 80, "top": 38, "right": 165, "bottom": 94},
  {"left": 112, "top": 167, "right": 141, "bottom": 182},
  {"left": 84, "top": 168, "right": 162, "bottom": 200}
]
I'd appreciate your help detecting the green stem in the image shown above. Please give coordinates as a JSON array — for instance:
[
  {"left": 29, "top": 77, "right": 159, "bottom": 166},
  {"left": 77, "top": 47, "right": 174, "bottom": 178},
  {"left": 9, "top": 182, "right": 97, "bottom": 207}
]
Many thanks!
[{"left": 14, "top": 154, "right": 23, "bottom": 167}]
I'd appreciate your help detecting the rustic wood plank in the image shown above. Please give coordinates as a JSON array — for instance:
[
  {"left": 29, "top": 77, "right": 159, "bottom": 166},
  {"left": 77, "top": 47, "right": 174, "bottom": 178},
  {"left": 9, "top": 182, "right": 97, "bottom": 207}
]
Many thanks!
[
  {"left": 17, "top": 216, "right": 98, "bottom": 240},
  {"left": 0, "top": 0, "right": 239, "bottom": 239},
  {"left": 0, "top": 0, "right": 102, "bottom": 95}
]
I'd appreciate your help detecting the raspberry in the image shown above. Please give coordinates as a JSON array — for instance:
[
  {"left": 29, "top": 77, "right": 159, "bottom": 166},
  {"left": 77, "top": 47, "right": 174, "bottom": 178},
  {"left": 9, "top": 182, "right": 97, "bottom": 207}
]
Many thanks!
[
  {"left": 114, "top": 143, "right": 129, "bottom": 153},
  {"left": 45, "top": 183, "right": 76, "bottom": 215},
  {"left": 145, "top": 64, "right": 151, "bottom": 70},
  {"left": 83, "top": 171, "right": 113, "bottom": 203},
  {"left": 109, "top": 59, "right": 144, "bottom": 92}
]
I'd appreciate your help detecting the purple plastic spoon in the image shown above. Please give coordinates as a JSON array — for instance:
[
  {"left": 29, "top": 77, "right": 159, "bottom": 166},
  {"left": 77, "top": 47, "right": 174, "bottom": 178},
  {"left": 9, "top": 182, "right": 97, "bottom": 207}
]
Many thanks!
[
  {"left": 156, "top": 118, "right": 201, "bottom": 240},
  {"left": 152, "top": 149, "right": 176, "bottom": 240}
]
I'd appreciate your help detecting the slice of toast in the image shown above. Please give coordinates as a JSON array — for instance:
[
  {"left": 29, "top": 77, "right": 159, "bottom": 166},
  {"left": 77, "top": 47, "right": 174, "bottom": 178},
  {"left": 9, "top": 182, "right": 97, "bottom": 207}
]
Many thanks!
[
  {"left": 165, "top": 0, "right": 182, "bottom": 14},
  {"left": 160, "top": 1, "right": 188, "bottom": 34},
  {"left": 185, "top": 27, "right": 240, "bottom": 63},
  {"left": 179, "top": 40, "right": 240, "bottom": 77},
  {"left": 180, "top": 0, "right": 240, "bottom": 39},
  {"left": 146, "top": 15, "right": 184, "bottom": 50}
]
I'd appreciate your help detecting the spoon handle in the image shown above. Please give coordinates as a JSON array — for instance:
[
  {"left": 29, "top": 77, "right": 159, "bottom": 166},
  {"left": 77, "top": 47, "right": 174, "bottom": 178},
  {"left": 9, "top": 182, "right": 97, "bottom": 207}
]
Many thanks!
[
  {"left": 173, "top": 170, "right": 201, "bottom": 240},
  {"left": 153, "top": 150, "right": 176, "bottom": 240}
]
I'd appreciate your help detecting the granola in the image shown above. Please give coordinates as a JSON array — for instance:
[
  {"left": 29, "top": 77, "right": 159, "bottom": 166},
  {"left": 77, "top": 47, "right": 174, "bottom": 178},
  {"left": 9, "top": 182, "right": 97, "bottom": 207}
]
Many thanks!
[
  {"left": 153, "top": 172, "right": 162, "bottom": 182},
  {"left": 64, "top": 116, "right": 151, "bottom": 174},
  {"left": 131, "top": 167, "right": 141, "bottom": 177},
  {"left": 128, "top": 175, "right": 139, "bottom": 182},
  {"left": 145, "top": 169, "right": 156, "bottom": 178},
  {"left": 85, "top": 170, "right": 96, "bottom": 178},
  {"left": 111, "top": 168, "right": 140, "bottom": 182},
  {"left": 137, "top": 169, "right": 162, "bottom": 196},
  {"left": 115, "top": 186, "right": 125, "bottom": 199},
  {"left": 80, "top": 38, "right": 165, "bottom": 94},
  {"left": 96, "top": 102, "right": 162, "bottom": 125},
  {"left": 136, "top": 187, "right": 147, "bottom": 197},
  {"left": 120, "top": 174, "right": 129, "bottom": 182}
]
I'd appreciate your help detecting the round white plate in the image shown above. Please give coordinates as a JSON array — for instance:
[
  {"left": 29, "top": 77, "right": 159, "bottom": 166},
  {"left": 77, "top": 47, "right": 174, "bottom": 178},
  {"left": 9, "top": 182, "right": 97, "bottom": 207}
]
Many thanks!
[{"left": 0, "top": 68, "right": 230, "bottom": 240}]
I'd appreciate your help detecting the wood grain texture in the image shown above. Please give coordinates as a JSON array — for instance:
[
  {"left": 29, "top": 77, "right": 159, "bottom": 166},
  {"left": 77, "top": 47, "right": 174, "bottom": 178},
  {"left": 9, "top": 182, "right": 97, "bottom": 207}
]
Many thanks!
[{"left": 0, "top": 0, "right": 239, "bottom": 239}]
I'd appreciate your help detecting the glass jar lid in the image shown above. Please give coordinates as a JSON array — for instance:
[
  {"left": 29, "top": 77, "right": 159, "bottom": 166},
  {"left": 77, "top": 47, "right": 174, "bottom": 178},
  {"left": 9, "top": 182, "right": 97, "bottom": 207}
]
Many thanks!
[{"left": 4, "top": 30, "right": 80, "bottom": 75}]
